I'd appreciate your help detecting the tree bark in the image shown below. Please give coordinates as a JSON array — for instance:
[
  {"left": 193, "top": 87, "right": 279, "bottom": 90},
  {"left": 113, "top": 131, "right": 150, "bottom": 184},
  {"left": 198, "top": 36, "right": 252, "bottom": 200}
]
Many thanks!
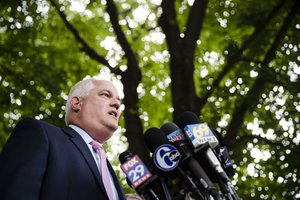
[{"left": 159, "top": 0, "right": 208, "bottom": 119}]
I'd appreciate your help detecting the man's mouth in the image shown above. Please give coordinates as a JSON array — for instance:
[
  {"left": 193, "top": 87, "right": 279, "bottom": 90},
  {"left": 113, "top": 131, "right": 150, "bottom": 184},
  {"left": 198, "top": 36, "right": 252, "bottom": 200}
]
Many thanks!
[{"left": 108, "top": 111, "right": 118, "bottom": 118}]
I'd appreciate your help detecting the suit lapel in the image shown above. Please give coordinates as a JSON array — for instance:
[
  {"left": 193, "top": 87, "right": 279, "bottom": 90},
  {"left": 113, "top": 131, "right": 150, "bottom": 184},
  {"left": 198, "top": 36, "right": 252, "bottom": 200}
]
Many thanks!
[{"left": 62, "top": 127, "right": 108, "bottom": 196}]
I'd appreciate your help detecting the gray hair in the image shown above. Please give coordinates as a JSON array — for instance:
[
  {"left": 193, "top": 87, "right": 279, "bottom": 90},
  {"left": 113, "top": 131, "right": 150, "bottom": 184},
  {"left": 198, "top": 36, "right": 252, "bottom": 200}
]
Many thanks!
[{"left": 65, "top": 78, "right": 96, "bottom": 124}]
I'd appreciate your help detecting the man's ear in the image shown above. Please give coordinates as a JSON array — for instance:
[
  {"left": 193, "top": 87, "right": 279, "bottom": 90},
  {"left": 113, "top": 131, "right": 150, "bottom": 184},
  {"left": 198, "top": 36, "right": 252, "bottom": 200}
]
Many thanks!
[{"left": 70, "top": 97, "right": 82, "bottom": 112}]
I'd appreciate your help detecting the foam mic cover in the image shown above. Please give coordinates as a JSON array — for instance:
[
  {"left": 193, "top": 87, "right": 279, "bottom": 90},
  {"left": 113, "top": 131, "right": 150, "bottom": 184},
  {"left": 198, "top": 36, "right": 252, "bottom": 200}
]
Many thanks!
[
  {"left": 119, "top": 150, "right": 133, "bottom": 164},
  {"left": 160, "top": 122, "right": 187, "bottom": 144},
  {"left": 160, "top": 122, "right": 177, "bottom": 134},
  {"left": 176, "top": 111, "right": 200, "bottom": 130},
  {"left": 144, "top": 127, "right": 170, "bottom": 153}
]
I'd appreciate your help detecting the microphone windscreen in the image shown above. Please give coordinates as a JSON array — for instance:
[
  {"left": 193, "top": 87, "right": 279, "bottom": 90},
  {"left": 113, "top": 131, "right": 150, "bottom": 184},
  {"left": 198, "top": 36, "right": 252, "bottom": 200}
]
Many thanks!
[
  {"left": 119, "top": 150, "right": 133, "bottom": 163},
  {"left": 144, "top": 127, "right": 170, "bottom": 153},
  {"left": 160, "top": 122, "right": 179, "bottom": 133},
  {"left": 175, "top": 111, "right": 200, "bottom": 130}
]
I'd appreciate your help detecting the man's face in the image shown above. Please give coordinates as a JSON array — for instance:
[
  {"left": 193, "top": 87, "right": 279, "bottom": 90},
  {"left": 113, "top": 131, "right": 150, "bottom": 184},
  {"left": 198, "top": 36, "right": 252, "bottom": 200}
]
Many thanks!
[{"left": 75, "top": 80, "right": 121, "bottom": 142}]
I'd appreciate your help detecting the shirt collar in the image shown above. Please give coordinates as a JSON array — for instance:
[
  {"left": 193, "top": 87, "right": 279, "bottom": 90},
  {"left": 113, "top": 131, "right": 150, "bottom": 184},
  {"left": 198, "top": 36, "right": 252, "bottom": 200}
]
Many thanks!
[{"left": 68, "top": 124, "right": 94, "bottom": 145}]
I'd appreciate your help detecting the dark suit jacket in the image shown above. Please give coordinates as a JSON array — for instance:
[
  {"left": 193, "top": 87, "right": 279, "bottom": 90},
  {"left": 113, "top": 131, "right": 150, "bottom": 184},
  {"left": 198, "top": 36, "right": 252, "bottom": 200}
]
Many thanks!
[{"left": 0, "top": 118, "right": 126, "bottom": 200}]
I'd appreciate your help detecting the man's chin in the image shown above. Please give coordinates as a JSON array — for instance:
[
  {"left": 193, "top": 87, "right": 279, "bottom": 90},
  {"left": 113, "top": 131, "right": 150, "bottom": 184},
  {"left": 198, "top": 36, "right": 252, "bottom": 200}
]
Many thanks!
[{"left": 108, "top": 124, "right": 119, "bottom": 133}]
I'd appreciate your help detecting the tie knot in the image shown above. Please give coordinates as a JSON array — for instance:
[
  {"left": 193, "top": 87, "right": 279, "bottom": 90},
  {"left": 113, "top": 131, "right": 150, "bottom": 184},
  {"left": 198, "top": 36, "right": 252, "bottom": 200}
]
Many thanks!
[{"left": 90, "top": 140, "right": 103, "bottom": 152}]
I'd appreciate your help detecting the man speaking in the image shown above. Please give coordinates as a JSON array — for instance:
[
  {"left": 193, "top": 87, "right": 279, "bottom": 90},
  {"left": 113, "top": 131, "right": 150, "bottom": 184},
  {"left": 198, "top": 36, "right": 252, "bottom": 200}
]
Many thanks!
[{"left": 0, "top": 78, "right": 126, "bottom": 200}]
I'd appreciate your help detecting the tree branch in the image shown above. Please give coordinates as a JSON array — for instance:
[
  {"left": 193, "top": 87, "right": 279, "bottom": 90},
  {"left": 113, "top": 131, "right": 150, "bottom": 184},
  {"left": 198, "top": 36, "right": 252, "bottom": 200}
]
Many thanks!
[
  {"left": 238, "top": 134, "right": 285, "bottom": 149},
  {"left": 237, "top": 133, "right": 300, "bottom": 158},
  {"left": 263, "top": 67, "right": 300, "bottom": 95},
  {"left": 198, "top": 0, "right": 286, "bottom": 110},
  {"left": 183, "top": 0, "right": 209, "bottom": 112},
  {"left": 183, "top": 0, "right": 208, "bottom": 56},
  {"left": 225, "top": 0, "right": 300, "bottom": 149},
  {"left": 260, "top": 0, "right": 299, "bottom": 66},
  {"left": 106, "top": 0, "right": 140, "bottom": 75},
  {"left": 49, "top": 0, "right": 122, "bottom": 75},
  {"left": 158, "top": 0, "right": 181, "bottom": 57},
  {"left": 105, "top": 0, "right": 149, "bottom": 161}
]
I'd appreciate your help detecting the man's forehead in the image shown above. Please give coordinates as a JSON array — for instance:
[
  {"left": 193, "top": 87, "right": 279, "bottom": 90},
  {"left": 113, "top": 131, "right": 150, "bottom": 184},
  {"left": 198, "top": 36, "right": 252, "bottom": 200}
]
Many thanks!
[
  {"left": 93, "top": 81, "right": 120, "bottom": 97},
  {"left": 93, "top": 79, "right": 112, "bottom": 85},
  {"left": 93, "top": 80, "right": 116, "bottom": 89},
  {"left": 92, "top": 79, "right": 123, "bottom": 99}
]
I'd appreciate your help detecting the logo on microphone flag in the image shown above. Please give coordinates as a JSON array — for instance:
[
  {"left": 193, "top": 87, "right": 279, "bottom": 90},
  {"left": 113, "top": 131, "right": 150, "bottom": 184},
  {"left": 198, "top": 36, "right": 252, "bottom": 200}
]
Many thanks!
[
  {"left": 120, "top": 155, "right": 152, "bottom": 188},
  {"left": 153, "top": 144, "right": 181, "bottom": 171},
  {"left": 184, "top": 123, "right": 218, "bottom": 148}
]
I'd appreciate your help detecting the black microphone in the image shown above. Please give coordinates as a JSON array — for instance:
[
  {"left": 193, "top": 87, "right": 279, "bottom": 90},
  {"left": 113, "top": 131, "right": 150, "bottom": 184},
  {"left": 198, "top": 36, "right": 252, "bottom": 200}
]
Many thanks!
[
  {"left": 175, "top": 111, "right": 229, "bottom": 182},
  {"left": 212, "top": 129, "right": 235, "bottom": 177},
  {"left": 160, "top": 122, "right": 221, "bottom": 200},
  {"left": 144, "top": 127, "right": 204, "bottom": 200},
  {"left": 176, "top": 111, "right": 240, "bottom": 200},
  {"left": 219, "top": 146, "right": 235, "bottom": 177},
  {"left": 119, "top": 151, "right": 160, "bottom": 200}
]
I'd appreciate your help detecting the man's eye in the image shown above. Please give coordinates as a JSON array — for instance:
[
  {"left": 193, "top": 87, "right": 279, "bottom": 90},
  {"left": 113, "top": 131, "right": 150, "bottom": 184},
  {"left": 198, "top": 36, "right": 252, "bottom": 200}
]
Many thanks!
[{"left": 101, "top": 93, "right": 110, "bottom": 97}]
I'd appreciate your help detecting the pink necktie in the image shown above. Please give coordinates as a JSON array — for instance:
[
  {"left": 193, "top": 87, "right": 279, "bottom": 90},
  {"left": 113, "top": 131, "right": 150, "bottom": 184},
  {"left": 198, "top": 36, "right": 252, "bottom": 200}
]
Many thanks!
[{"left": 91, "top": 140, "right": 114, "bottom": 200}]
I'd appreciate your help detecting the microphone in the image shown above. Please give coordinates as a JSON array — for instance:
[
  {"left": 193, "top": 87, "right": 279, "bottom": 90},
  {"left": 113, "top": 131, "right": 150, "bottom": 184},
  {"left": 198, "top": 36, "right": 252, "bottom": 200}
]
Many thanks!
[
  {"left": 219, "top": 146, "right": 235, "bottom": 177},
  {"left": 176, "top": 111, "right": 240, "bottom": 200},
  {"left": 119, "top": 151, "right": 160, "bottom": 199},
  {"left": 160, "top": 122, "right": 221, "bottom": 200},
  {"left": 175, "top": 111, "right": 229, "bottom": 182},
  {"left": 212, "top": 129, "right": 235, "bottom": 177},
  {"left": 144, "top": 127, "right": 204, "bottom": 200}
]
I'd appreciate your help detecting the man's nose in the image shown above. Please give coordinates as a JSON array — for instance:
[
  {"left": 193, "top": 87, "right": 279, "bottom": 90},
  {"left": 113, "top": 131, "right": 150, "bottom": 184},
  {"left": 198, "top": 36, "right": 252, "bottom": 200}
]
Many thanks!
[{"left": 111, "top": 98, "right": 120, "bottom": 109}]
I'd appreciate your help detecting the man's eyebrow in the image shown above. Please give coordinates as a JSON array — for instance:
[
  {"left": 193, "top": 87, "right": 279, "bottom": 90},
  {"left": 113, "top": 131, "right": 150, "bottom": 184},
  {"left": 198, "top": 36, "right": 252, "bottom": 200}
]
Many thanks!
[{"left": 100, "top": 89, "right": 121, "bottom": 101}]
